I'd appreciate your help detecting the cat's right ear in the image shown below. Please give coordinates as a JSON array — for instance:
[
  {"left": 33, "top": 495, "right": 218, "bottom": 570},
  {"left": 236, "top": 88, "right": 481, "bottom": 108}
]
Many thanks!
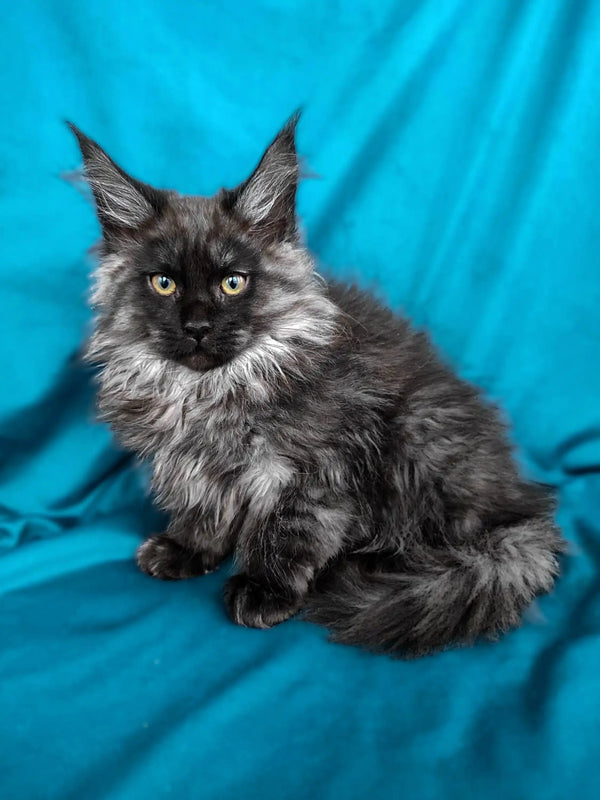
[{"left": 67, "top": 123, "right": 164, "bottom": 238}]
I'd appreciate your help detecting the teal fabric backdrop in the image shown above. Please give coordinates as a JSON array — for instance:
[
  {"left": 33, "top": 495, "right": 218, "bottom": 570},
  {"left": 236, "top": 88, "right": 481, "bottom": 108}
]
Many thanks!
[{"left": 1, "top": 1, "right": 599, "bottom": 798}]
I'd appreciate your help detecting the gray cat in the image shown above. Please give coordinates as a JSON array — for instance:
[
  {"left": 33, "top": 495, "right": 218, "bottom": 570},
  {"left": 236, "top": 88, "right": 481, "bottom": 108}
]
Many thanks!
[{"left": 70, "top": 115, "right": 563, "bottom": 657}]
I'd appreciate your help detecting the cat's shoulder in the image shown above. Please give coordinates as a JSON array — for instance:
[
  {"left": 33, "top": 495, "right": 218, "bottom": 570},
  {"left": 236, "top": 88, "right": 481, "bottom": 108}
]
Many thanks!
[
  {"left": 325, "top": 278, "right": 413, "bottom": 342},
  {"left": 322, "top": 278, "right": 450, "bottom": 390}
]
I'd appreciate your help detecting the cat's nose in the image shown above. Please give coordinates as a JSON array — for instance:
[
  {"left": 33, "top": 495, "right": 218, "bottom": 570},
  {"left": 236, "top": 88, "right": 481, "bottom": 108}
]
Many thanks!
[{"left": 183, "top": 320, "right": 212, "bottom": 342}]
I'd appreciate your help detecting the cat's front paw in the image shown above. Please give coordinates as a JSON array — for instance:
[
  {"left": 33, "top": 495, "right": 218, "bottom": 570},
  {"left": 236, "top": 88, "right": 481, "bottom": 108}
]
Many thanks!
[
  {"left": 224, "top": 574, "right": 302, "bottom": 629},
  {"left": 136, "top": 535, "right": 219, "bottom": 580}
]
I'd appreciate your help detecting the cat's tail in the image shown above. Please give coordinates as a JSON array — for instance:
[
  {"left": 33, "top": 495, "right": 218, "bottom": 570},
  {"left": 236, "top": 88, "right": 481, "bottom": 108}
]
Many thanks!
[{"left": 304, "top": 515, "right": 563, "bottom": 657}]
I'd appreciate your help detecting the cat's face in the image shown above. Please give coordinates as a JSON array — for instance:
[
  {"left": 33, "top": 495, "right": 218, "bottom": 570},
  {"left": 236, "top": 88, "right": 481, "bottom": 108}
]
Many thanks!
[
  {"left": 71, "top": 116, "right": 332, "bottom": 373},
  {"left": 118, "top": 204, "right": 259, "bottom": 371},
  {"left": 94, "top": 195, "right": 300, "bottom": 373}
]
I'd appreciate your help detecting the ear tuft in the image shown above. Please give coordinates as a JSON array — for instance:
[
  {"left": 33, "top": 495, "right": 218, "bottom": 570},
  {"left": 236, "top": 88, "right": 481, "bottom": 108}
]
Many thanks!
[
  {"left": 67, "top": 123, "right": 163, "bottom": 236},
  {"left": 230, "top": 112, "right": 301, "bottom": 245}
]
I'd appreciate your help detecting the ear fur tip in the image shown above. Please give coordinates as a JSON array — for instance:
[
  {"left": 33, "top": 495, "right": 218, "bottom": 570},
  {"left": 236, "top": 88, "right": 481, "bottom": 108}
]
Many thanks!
[
  {"left": 285, "top": 108, "right": 302, "bottom": 130},
  {"left": 66, "top": 120, "right": 86, "bottom": 143},
  {"left": 66, "top": 122, "right": 102, "bottom": 162},
  {"left": 278, "top": 109, "right": 301, "bottom": 143}
]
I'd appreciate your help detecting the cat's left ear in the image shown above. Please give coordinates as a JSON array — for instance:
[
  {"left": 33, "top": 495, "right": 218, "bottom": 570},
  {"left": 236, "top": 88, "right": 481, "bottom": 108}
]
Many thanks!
[
  {"left": 68, "top": 123, "right": 165, "bottom": 239},
  {"left": 227, "top": 112, "right": 300, "bottom": 245}
]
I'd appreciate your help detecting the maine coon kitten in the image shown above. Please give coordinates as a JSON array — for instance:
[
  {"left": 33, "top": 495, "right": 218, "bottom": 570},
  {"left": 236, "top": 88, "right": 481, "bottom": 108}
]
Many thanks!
[{"left": 69, "top": 115, "right": 563, "bottom": 657}]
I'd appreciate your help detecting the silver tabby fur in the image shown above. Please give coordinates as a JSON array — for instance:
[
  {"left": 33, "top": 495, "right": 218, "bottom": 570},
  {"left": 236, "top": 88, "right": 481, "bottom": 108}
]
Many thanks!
[{"left": 70, "top": 115, "right": 563, "bottom": 657}]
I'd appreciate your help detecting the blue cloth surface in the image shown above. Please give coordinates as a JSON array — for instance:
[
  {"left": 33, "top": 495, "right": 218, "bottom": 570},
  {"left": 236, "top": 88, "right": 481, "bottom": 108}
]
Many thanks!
[{"left": 1, "top": 1, "right": 599, "bottom": 797}]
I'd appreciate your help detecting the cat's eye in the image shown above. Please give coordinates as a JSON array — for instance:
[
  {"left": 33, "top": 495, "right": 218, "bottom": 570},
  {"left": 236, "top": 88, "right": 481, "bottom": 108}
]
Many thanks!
[
  {"left": 151, "top": 274, "right": 177, "bottom": 296},
  {"left": 220, "top": 274, "right": 248, "bottom": 296}
]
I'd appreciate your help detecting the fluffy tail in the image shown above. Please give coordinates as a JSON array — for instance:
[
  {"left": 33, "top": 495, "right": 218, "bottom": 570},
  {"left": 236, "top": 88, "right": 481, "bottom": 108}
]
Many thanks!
[{"left": 305, "top": 516, "right": 563, "bottom": 657}]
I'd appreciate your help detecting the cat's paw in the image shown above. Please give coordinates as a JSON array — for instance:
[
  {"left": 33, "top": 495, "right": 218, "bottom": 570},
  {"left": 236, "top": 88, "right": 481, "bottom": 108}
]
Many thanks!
[
  {"left": 224, "top": 574, "right": 302, "bottom": 629},
  {"left": 136, "top": 535, "right": 218, "bottom": 580}
]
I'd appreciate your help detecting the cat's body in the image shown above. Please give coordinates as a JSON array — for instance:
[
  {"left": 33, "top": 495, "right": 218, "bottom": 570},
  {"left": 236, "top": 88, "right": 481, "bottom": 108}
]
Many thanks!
[{"left": 71, "top": 116, "right": 562, "bottom": 657}]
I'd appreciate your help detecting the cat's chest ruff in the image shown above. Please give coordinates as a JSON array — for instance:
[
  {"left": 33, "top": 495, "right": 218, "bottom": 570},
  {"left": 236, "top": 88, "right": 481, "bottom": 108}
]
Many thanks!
[
  {"left": 99, "top": 346, "right": 295, "bottom": 519},
  {"left": 196, "top": 419, "right": 294, "bottom": 507},
  {"left": 154, "top": 385, "right": 294, "bottom": 518}
]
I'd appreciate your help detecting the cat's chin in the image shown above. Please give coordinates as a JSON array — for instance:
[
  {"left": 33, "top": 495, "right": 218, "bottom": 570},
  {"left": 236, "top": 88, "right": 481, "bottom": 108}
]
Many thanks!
[{"left": 177, "top": 351, "right": 225, "bottom": 372}]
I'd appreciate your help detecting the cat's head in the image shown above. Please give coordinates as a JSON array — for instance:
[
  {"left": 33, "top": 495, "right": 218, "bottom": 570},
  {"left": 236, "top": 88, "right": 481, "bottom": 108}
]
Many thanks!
[{"left": 70, "top": 115, "right": 336, "bottom": 374}]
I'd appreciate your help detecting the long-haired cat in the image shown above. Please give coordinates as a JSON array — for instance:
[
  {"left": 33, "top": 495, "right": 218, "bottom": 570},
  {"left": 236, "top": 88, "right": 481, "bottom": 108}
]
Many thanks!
[{"left": 69, "top": 115, "right": 563, "bottom": 657}]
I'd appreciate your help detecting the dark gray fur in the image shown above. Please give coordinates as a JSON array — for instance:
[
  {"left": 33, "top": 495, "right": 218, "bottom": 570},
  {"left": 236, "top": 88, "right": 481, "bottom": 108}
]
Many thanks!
[{"left": 69, "top": 116, "right": 563, "bottom": 657}]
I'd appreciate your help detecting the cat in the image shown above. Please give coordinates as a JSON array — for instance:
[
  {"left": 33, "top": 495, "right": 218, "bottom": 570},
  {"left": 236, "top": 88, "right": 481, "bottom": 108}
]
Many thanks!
[{"left": 69, "top": 114, "right": 563, "bottom": 657}]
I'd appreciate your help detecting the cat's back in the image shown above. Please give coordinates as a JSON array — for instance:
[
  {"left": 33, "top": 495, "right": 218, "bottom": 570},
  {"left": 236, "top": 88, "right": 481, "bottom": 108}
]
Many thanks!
[
  {"left": 326, "top": 280, "right": 439, "bottom": 383},
  {"left": 327, "top": 280, "right": 406, "bottom": 340},
  {"left": 324, "top": 279, "right": 483, "bottom": 418}
]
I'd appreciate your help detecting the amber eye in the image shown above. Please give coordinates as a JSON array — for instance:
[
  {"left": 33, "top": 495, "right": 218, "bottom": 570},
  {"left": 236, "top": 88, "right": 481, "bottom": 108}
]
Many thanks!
[
  {"left": 220, "top": 274, "right": 248, "bottom": 296},
  {"left": 151, "top": 275, "right": 177, "bottom": 296}
]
